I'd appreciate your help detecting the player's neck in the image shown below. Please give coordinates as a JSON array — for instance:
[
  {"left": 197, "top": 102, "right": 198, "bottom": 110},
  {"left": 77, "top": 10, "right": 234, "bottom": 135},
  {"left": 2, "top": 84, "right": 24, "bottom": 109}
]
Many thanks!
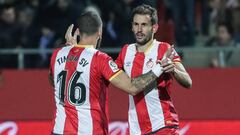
[
  {"left": 78, "top": 36, "right": 97, "bottom": 48},
  {"left": 136, "top": 39, "right": 153, "bottom": 53}
]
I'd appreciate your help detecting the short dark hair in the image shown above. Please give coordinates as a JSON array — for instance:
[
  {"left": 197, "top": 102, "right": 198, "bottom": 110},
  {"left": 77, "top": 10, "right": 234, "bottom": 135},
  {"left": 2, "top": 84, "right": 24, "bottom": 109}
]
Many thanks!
[
  {"left": 131, "top": 4, "right": 158, "bottom": 25},
  {"left": 77, "top": 11, "right": 102, "bottom": 36}
]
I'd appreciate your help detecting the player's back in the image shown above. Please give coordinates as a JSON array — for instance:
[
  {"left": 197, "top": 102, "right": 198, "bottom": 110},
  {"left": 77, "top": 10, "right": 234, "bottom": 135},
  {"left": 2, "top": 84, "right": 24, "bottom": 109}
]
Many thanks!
[{"left": 50, "top": 45, "right": 111, "bottom": 135}]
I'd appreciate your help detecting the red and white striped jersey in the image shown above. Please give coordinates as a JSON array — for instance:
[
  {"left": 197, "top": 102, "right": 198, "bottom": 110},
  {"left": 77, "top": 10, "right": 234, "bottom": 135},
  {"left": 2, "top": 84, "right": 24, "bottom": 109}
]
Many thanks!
[
  {"left": 115, "top": 40, "right": 181, "bottom": 135},
  {"left": 50, "top": 45, "right": 120, "bottom": 135}
]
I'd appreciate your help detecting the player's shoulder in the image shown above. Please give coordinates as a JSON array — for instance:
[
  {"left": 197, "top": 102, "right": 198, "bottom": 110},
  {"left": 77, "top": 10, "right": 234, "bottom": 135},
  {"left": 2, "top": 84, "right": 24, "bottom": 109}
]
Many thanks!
[
  {"left": 120, "top": 43, "right": 136, "bottom": 51},
  {"left": 121, "top": 43, "right": 131, "bottom": 49},
  {"left": 155, "top": 41, "right": 172, "bottom": 52},
  {"left": 51, "top": 47, "right": 63, "bottom": 56},
  {"left": 95, "top": 50, "right": 111, "bottom": 59},
  {"left": 53, "top": 45, "right": 72, "bottom": 53},
  {"left": 156, "top": 41, "right": 171, "bottom": 48}
]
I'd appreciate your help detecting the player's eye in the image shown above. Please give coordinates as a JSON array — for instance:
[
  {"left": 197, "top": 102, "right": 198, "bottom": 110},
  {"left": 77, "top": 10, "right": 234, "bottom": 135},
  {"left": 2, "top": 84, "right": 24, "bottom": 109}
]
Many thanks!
[
  {"left": 141, "top": 23, "right": 147, "bottom": 26},
  {"left": 133, "top": 22, "right": 138, "bottom": 26}
]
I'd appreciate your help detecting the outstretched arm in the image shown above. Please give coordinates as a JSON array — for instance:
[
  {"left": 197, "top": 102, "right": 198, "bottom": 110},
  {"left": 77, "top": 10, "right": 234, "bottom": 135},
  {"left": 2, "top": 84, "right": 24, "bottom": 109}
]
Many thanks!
[{"left": 110, "top": 64, "right": 162, "bottom": 95}]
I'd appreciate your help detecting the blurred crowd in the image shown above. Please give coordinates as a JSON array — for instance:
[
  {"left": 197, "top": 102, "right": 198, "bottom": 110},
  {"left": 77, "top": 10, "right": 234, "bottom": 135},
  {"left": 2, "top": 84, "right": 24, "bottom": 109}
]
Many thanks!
[{"left": 0, "top": 0, "right": 240, "bottom": 68}]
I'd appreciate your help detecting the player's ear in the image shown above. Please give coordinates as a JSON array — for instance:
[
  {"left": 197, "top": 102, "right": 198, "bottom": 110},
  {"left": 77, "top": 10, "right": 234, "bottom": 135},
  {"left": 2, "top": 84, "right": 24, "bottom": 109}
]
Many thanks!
[
  {"left": 97, "top": 28, "right": 102, "bottom": 39},
  {"left": 131, "top": 22, "right": 134, "bottom": 32},
  {"left": 152, "top": 24, "right": 158, "bottom": 33},
  {"left": 97, "top": 33, "right": 102, "bottom": 40}
]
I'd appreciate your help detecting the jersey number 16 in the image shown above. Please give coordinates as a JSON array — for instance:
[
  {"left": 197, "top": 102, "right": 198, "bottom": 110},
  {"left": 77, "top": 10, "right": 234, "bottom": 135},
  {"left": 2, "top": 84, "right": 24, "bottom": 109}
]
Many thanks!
[{"left": 57, "top": 71, "right": 86, "bottom": 106}]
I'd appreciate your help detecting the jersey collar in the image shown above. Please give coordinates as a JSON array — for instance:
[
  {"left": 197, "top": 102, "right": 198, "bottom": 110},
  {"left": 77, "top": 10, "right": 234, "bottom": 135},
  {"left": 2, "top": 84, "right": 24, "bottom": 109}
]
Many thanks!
[
  {"left": 135, "top": 39, "right": 156, "bottom": 54},
  {"left": 74, "top": 44, "right": 94, "bottom": 48},
  {"left": 145, "top": 39, "right": 156, "bottom": 54}
]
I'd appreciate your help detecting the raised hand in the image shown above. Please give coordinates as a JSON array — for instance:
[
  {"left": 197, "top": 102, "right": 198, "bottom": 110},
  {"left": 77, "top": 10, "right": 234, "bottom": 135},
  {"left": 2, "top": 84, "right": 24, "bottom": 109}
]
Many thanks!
[
  {"left": 160, "top": 45, "right": 176, "bottom": 73},
  {"left": 162, "top": 44, "right": 175, "bottom": 61},
  {"left": 65, "top": 24, "right": 79, "bottom": 46}
]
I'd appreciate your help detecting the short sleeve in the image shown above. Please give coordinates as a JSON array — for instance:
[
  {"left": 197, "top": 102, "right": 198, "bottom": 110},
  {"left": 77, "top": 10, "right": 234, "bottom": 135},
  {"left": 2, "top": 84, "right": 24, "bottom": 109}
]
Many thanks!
[
  {"left": 115, "top": 44, "right": 128, "bottom": 70},
  {"left": 158, "top": 42, "right": 181, "bottom": 62},
  {"left": 172, "top": 48, "right": 181, "bottom": 62},
  {"left": 49, "top": 48, "right": 61, "bottom": 76},
  {"left": 96, "top": 51, "right": 121, "bottom": 81}
]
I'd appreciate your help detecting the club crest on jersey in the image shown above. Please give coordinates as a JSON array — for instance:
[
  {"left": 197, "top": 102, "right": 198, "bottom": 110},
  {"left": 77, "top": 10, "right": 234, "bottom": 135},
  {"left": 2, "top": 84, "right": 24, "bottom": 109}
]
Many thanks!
[
  {"left": 109, "top": 60, "right": 119, "bottom": 72},
  {"left": 146, "top": 58, "right": 154, "bottom": 68}
]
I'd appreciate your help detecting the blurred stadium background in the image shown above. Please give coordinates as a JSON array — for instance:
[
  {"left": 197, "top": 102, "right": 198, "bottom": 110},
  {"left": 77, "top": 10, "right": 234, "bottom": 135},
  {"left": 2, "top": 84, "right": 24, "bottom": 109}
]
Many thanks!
[{"left": 0, "top": 0, "right": 240, "bottom": 134}]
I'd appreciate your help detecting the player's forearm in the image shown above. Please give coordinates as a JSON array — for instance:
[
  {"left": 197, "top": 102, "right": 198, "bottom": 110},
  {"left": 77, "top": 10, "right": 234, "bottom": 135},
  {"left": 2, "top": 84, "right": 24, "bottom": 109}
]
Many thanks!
[
  {"left": 130, "top": 71, "right": 158, "bottom": 95},
  {"left": 111, "top": 64, "right": 162, "bottom": 96},
  {"left": 173, "top": 69, "right": 192, "bottom": 88}
]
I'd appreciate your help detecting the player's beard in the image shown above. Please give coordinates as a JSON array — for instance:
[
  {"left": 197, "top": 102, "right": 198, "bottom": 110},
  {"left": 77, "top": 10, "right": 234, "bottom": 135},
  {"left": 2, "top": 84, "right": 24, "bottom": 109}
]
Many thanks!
[
  {"left": 96, "top": 37, "right": 102, "bottom": 49},
  {"left": 134, "top": 31, "right": 152, "bottom": 46}
]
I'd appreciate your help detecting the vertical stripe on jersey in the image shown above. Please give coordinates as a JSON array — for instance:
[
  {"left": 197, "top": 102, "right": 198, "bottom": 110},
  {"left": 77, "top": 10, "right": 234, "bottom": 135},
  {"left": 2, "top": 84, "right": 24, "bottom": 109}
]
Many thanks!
[
  {"left": 116, "top": 44, "right": 128, "bottom": 69},
  {"left": 53, "top": 46, "right": 73, "bottom": 134},
  {"left": 123, "top": 45, "right": 141, "bottom": 135},
  {"left": 50, "top": 48, "right": 61, "bottom": 131},
  {"left": 131, "top": 52, "right": 153, "bottom": 133},
  {"left": 157, "top": 42, "right": 175, "bottom": 127},
  {"left": 75, "top": 48, "right": 95, "bottom": 135},
  {"left": 89, "top": 50, "right": 109, "bottom": 135},
  {"left": 63, "top": 47, "right": 84, "bottom": 134},
  {"left": 131, "top": 53, "right": 152, "bottom": 133},
  {"left": 143, "top": 41, "right": 165, "bottom": 132},
  {"left": 51, "top": 48, "right": 61, "bottom": 76}
]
